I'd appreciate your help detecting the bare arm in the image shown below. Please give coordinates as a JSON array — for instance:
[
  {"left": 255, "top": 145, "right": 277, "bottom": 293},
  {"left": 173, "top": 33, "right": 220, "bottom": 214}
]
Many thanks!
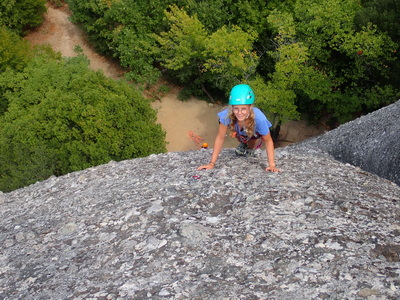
[
  {"left": 262, "top": 132, "right": 282, "bottom": 172},
  {"left": 197, "top": 123, "right": 228, "bottom": 170}
]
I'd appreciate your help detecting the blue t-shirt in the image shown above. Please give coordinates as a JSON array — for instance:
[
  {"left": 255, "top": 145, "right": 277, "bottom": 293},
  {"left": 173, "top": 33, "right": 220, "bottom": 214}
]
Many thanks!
[{"left": 217, "top": 107, "right": 272, "bottom": 137}]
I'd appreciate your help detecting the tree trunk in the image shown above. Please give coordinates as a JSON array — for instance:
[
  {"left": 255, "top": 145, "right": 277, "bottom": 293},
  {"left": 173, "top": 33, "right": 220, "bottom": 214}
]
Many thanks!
[{"left": 201, "top": 84, "right": 215, "bottom": 103}]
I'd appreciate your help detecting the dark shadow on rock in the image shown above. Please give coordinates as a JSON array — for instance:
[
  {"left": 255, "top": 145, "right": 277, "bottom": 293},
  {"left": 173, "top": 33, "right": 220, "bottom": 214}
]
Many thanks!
[{"left": 291, "top": 100, "right": 400, "bottom": 186}]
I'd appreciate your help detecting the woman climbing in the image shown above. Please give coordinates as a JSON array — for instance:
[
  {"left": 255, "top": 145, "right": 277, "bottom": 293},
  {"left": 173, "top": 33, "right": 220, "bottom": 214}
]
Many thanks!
[{"left": 197, "top": 84, "right": 282, "bottom": 172}]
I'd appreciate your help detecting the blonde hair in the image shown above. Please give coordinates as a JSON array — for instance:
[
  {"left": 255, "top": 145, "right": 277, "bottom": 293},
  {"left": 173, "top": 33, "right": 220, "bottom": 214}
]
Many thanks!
[{"left": 227, "top": 105, "right": 256, "bottom": 138}]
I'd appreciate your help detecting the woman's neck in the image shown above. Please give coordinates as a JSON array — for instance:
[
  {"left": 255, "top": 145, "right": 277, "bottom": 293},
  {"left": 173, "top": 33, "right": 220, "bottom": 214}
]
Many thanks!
[{"left": 237, "top": 119, "right": 248, "bottom": 130}]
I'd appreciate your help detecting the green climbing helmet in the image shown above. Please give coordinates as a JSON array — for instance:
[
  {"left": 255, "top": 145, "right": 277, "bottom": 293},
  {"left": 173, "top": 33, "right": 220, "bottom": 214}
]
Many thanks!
[{"left": 228, "top": 84, "right": 255, "bottom": 105}]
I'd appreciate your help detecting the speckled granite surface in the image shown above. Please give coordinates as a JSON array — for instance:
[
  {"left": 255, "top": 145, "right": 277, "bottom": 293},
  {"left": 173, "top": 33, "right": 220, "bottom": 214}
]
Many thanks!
[{"left": 1, "top": 102, "right": 399, "bottom": 299}]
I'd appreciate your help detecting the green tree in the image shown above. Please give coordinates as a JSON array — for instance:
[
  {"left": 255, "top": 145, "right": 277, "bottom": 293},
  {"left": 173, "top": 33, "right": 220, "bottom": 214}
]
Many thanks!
[
  {"left": 355, "top": 0, "right": 400, "bottom": 43},
  {"left": 0, "top": 0, "right": 46, "bottom": 35},
  {"left": 354, "top": 0, "right": 400, "bottom": 88},
  {"left": 0, "top": 54, "right": 166, "bottom": 192},
  {"left": 66, "top": 0, "right": 114, "bottom": 54},
  {"left": 153, "top": 5, "right": 208, "bottom": 87},
  {"left": 0, "top": 27, "right": 32, "bottom": 115},
  {"left": 0, "top": 28, "right": 61, "bottom": 116},
  {"left": 266, "top": 0, "right": 398, "bottom": 123},
  {"left": 203, "top": 25, "right": 259, "bottom": 91},
  {"left": 249, "top": 11, "right": 331, "bottom": 128},
  {"left": 154, "top": 5, "right": 260, "bottom": 100},
  {"left": 0, "top": 27, "right": 32, "bottom": 72},
  {"left": 67, "top": 0, "right": 182, "bottom": 84},
  {"left": 65, "top": 0, "right": 399, "bottom": 125}
]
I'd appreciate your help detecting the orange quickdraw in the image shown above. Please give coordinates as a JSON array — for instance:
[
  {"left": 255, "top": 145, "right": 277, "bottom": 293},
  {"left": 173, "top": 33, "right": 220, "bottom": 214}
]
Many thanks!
[{"left": 188, "top": 130, "right": 206, "bottom": 148}]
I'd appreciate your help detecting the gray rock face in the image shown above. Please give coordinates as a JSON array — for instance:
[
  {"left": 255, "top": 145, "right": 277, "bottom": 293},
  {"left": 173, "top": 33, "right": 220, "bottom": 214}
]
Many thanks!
[
  {"left": 1, "top": 147, "right": 400, "bottom": 299},
  {"left": 292, "top": 100, "right": 400, "bottom": 185},
  {"left": 1, "top": 101, "right": 400, "bottom": 299}
]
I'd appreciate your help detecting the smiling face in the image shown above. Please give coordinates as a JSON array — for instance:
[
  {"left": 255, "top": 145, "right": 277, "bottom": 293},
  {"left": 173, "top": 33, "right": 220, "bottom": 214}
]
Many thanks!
[{"left": 232, "top": 104, "right": 252, "bottom": 122}]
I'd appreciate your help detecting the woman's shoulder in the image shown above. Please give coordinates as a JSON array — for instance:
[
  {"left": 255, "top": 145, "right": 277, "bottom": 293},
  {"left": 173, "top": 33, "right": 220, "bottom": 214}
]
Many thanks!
[
  {"left": 253, "top": 107, "right": 267, "bottom": 118},
  {"left": 217, "top": 107, "right": 231, "bottom": 125},
  {"left": 218, "top": 107, "right": 229, "bottom": 116}
]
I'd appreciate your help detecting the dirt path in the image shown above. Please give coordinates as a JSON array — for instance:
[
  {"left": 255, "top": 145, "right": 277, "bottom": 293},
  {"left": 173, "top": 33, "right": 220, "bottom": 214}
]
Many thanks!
[
  {"left": 25, "top": 4, "right": 326, "bottom": 152},
  {"left": 25, "top": 4, "right": 124, "bottom": 79}
]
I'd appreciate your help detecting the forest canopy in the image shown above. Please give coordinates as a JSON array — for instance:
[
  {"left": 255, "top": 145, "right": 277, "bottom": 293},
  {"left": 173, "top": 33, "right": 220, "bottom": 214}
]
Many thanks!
[
  {"left": 1, "top": 0, "right": 399, "bottom": 191},
  {"left": 0, "top": 0, "right": 47, "bottom": 34},
  {"left": 0, "top": 21, "right": 166, "bottom": 192},
  {"left": 66, "top": 0, "right": 399, "bottom": 126}
]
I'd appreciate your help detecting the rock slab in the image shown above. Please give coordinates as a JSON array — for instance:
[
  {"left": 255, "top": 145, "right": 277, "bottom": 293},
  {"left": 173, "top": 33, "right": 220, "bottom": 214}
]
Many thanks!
[
  {"left": 1, "top": 148, "right": 399, "bottom": 299},
  {"left": 293, "top": 100, "right": 400, "bottom": 185},
  {"left": 1, "top": 101, "right": 400, "bottom": 299}
]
